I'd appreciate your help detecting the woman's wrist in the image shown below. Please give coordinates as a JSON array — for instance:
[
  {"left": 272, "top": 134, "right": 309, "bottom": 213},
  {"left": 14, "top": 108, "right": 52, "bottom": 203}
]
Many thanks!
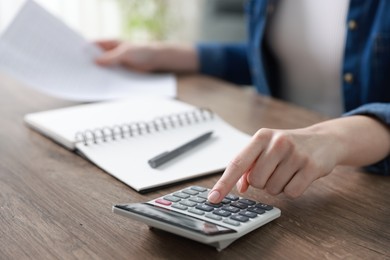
[
  {"left": 306, "top": 115, "right": 390, "bottom": 167},
  {"left": 304, "top": 120, "right": 347, "bottom": 167},
  {"left": 157, "top": 43, "right": 199, "bottom": 73}
]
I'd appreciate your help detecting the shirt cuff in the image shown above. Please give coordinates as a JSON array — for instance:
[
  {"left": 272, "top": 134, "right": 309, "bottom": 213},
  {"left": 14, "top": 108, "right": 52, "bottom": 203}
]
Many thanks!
[{"left": 196, "top": 43, "right": 227, "bottom": 79}]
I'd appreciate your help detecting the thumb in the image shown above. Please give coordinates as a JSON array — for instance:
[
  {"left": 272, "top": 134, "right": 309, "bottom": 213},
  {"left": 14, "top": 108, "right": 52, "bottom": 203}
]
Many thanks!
[
  {"left": 237, "top": 171, "right": 250, "bottom": 193},
  {"left": 95, "top": 40, "right": 120, "bottom": 51},
  {"left": 95, "top": 45, "right": 127, "bottom": 66}
]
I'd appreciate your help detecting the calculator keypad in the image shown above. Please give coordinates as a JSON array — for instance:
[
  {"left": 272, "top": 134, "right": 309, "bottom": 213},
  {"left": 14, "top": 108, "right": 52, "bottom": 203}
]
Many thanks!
[{"left": 152, "top": 186, "right": 274, "bottom": 228}]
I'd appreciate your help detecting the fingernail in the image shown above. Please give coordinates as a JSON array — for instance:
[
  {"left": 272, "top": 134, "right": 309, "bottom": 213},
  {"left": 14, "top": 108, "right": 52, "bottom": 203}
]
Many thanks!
[{"left": 208, "top": 190, "right": 220, "bottom": 202}]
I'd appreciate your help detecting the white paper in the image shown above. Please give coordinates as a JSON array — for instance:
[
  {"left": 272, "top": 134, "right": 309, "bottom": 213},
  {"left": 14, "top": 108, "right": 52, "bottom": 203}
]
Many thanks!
[
  {"left": 0, "top": 0, "right": 176, "bottom": 101},
  {"left": 24, "top": 97, "right": 251, "bottom": 191}
]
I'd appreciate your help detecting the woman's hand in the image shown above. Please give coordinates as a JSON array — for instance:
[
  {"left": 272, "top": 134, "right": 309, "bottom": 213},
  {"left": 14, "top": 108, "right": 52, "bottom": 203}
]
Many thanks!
[
  {"left": 94, "top": 40, "right": 199, "bottom": 73},
  {"left": 208, "top": 127, "right": 340, "bottom": 202},
  {"left": 207, "top": 115, "right": 390, "bottom": 202}
]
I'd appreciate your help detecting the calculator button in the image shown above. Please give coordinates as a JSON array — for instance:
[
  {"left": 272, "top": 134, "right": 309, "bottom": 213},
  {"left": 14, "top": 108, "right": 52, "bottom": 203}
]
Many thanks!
[
  {"left": 191, "top": 186, "right": 207, "bottom": 192},
  {"left": 222, "top": 206, "right": 240, "bottom": 213},
  {"left": 173, "top": 192, "right": 190, "bottom": 199},
  {"left": 223, "top": 219, "right": 240, "bottom": 226},
  {"left": 225, "top": 194, "right": 239, "bottom": 201},
  {"left": 213, "top": 209, "right": 231, "bottom": 217},
  {"left": 179, "top": 200, "right": 197, "bottom": 207},
  {"left": 255, "top": 203, "right": 273, "bottom": 211},
  {"left": 195, "top": 204, "right": 214, "bottom": 212},
  {"left": 155, "top": 199, "right": 172, "bottom": 206},
  {"left": 172, "top": 203, "right": 188, "bottom": 210},
  {"left": 197, "top": 191, "right": 209, "bottom": 199},
  {"left": 163, "top": 195, "right": 181, "bottom": 203},
  {"left": 239, "top": 211, "right": 257, "bottom": 218},
  {"left": 230, "top": 201, "right": 248, "bottom": 209},
  {"left": 247, "top": 207, "right": 266, "bottom": 214},
  {"left": 182, "top": 189, "right": 199, "bottom": 195},
  {"left": 206, "top": 214, "right": 222, "bottom": 221},
  {"left": 189, "top": 197, "right": 206, "bottom": 203},
  {"left": 230, "top": 215, "right": 249, "bottom": 223},
  {"left": 205, "top": 202, "right": 223, "bottom": 208},
  {"left": 238, "top": 199, "right": 256, "bottom": 206},
  {"left": 188, "top": 208, "right": 205, "bottom": 215},
  {"left": 221, "top": 198, "right": 231, "bottom": 204}
]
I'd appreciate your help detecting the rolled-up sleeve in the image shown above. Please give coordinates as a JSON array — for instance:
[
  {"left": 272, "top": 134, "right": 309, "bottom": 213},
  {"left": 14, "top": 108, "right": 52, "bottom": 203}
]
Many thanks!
[
  {"left": 343, "top": 103, "right": 390, "bottom": 175},
  {"left": 197, "top": 42, "right": 252, "bottom": 85}
]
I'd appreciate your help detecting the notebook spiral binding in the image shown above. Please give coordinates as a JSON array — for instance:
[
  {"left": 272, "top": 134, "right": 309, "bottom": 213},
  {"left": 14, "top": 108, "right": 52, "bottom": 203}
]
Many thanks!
[{"left": 75, "top": 108, "right": 214, "bottom": 146}]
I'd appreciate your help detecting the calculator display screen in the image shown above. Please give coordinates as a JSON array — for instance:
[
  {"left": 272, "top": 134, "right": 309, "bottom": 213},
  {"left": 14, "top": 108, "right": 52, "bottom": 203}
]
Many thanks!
[{"left": 118, "top": 203, "right": 236, "bottom": 236}]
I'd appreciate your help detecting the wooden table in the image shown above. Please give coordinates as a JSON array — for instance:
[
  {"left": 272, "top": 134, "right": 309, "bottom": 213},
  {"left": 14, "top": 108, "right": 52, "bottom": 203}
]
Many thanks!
[{"left": 0, "top": 74, "right": 389, "bottom": 259}]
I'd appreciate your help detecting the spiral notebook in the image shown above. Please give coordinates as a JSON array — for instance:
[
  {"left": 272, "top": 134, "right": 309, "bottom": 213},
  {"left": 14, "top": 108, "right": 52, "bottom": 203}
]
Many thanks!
[{"left": 24, "top": 97, "right": 251, "bottom": 192}]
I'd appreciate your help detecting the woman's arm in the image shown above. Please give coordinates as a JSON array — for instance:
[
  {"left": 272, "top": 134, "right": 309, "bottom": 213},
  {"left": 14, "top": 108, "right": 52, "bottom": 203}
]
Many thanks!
[
  {"left": 94, "top": 40, "right": 253, "bottom": 85},
  {"left": 343, "top": 103, "right": 390, "bottom": 173},
  {"left": 207, "top": 113, "right": 390, "bottom": 203},
  {"left": 95, "top": 40, "right": 199, "bottom": 73}
]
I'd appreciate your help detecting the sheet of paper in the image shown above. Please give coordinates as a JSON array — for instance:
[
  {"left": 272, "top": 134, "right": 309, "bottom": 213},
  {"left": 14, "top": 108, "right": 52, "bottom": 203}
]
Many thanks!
[{"left": 0, "top": 1, "right": 176, "bottom": 101}]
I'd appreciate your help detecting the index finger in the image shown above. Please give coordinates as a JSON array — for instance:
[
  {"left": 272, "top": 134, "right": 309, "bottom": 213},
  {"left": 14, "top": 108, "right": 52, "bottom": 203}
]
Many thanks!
[
  {"left": 94, "top": 39, "right": 120, "bottom": 51},
  {"left": 207, "top": 133, "right": 265, "bottom": 203}
]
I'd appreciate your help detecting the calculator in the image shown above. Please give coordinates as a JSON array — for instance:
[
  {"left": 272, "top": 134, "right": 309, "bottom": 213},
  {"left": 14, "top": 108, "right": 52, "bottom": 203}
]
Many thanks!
[{"left": 113, "top": 186, "right": 281, "bottom": 251}]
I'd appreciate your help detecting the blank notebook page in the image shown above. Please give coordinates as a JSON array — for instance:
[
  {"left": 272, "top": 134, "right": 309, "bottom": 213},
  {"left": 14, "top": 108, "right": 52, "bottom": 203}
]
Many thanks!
[{"left": 25, "top": 97, "right": 251, "bottom": 192}]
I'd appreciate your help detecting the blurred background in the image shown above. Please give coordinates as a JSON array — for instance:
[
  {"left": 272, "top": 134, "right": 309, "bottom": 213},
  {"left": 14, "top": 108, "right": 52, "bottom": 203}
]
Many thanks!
[{"left": 0, "top": 0, "right": 247, "bottom": 43}]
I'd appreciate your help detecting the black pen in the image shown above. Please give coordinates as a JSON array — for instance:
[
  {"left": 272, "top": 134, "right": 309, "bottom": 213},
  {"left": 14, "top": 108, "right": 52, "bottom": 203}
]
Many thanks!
[{"left": 148, "top": 131, "right": 213, "bottom": 168}]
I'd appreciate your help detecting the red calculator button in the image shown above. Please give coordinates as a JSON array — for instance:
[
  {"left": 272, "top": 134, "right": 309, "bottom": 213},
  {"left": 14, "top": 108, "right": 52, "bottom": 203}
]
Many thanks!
[{"left": 155, "top": 199, "right": 172, "bottom": 206}]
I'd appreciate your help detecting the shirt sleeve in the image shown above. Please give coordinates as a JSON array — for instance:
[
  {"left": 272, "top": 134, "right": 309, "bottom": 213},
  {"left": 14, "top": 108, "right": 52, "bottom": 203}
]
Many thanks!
[
  {"left": 196, "top": 42, "right": 252, "bottom": 85},
  {"left": 343, "top": 103, "right": 390, "bottom": 175}
]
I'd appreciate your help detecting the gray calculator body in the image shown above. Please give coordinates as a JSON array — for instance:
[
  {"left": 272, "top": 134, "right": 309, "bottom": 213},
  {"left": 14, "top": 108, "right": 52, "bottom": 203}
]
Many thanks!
[{"left": 113, "top": 186, "right": 281, "bottom": 251}]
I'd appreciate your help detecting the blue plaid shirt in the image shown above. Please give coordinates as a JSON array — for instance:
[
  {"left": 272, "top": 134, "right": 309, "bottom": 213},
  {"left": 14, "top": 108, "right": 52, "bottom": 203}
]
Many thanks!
[{"left": 198, "top": 0, "right": 390, "bottom": 174}]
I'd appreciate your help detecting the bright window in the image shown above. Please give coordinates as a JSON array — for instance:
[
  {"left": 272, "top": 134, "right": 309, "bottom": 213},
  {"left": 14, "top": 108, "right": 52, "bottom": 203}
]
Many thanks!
[{"left": 0, "top": 0, "right": 200, "bottom": 42}]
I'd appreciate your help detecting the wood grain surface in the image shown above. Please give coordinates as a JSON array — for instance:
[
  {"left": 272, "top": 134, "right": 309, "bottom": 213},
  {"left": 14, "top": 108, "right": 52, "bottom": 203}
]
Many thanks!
[{"left": 0, "top": 73, "right": 389, "bottom": 260}]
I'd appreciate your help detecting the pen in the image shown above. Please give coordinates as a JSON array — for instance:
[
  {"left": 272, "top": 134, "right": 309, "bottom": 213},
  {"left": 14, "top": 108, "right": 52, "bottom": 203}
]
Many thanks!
[{"left": 148, "top": 131, "right": 213, "bottom": 168}]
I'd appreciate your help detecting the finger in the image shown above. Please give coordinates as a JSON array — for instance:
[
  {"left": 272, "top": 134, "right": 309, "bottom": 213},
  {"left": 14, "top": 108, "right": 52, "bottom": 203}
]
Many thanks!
[
  {"left": 208, "top": 131, "right": 269, "bottom": 203},
  {"left": 263, "top": 154, "right": 301, "bottom": 195},
  {"left": 283, "top": 168, "right": 315, "bottom": 199},
  {"left": 94, "top": 39, "right": 120, "bottom": 51},
  {"left": 246, "top": 133, "right": 291, "bottom": 189},
  {"left": 95, "top": 44, "right": 128, "bottom": 66},
  {"left": 237, "top": 171, "right": 250, "bottom": 193},
  {"left": 123, "top": 64, "right": 151, "bottom": 73}
]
